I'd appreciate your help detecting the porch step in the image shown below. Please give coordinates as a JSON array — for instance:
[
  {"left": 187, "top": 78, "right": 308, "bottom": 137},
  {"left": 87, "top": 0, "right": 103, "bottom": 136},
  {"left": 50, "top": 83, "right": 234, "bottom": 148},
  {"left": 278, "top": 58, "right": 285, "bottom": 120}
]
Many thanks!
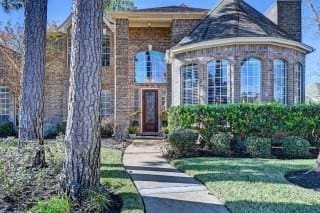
[{"left": 134, "top": 135, "right": 166, "bottom": 140}]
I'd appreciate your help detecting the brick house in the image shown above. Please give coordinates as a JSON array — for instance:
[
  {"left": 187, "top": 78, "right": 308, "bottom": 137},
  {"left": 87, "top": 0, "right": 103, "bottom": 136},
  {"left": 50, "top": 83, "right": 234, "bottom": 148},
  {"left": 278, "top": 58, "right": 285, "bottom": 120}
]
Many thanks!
[{"left": 0, "top": 0, "right": 314, "bottom": 136}]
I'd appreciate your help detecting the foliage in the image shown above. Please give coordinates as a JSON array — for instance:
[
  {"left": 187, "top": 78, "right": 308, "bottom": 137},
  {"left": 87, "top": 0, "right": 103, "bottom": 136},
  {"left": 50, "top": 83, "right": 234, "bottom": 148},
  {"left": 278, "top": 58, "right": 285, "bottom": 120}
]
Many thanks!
[
  {"left": 168, "top": 104, "right": 320, "bottom": 143},
  {"left": 101, "top": 123, "right": 113, "bottom": 138},
  {"left": 100, "top": 148, "right": 144, "bottom": 213},
  {"left": 0, "top": 121, "right": 16, "bottom": 138},
  {"left": 128, "top": 126, "right": 139, "bottom": 134},
  {"left": 207, "top": 133, "right": 232, "bottom": 156},
  {"left": 81, "top": 188, "right": 112, "bottom": 213},
  {"left": 168, "top": 129, "right": 199, "bottom": 156},
  {"left": 28, "top": 196, "right": 70, "bottom": 213},
  {"left": 44, "top": 123, "right": 58, "bottom": 139},
  {"left": 173, "top": 158, "right": 317, "bottom": 213},
  {"left": 282, "top": 136, "right": 311, "bottom": 159},
  {"left": 103, "top": 0, "right": 134, "bottom": 14},
  {"left": 242, "top": 137, "right": 272, "bottom": 158},
  {"left": 56, "top": 121, "right": 67, "bottom": 135},
  {"left": 0, "top": 0, "right": 24, "bottom": 12}
]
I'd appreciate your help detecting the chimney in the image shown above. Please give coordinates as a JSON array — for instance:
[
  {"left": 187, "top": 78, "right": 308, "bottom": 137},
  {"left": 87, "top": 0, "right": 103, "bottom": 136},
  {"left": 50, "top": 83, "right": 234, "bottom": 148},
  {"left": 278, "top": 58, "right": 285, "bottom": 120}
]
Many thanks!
[{"left": 266, "top": 0, "right": 302, "bottom": 41}]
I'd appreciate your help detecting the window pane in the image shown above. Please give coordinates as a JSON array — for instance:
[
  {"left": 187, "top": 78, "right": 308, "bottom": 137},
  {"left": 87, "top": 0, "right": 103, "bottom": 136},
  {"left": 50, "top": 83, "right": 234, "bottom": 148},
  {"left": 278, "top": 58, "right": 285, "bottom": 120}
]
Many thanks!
[
  {"left": 135, "top": 51, "right": 167, "bottom": 83},
  {"left": 102, "top": 36, "right": 110, "bottom": 67},
  {"left": 295, "top": 63, "right": 304, "bottom": 104},
  {"left": 240, "top": 58, "right": 261, "bottom": 103},
  {"left": 0, "top": 86, "right": 10, "bottom": 122},
  {"left": 207, "top": 60, "right": 229, "bottom": 104},
  {"left": 181, "top": 64, "right": 199, "bottom": 105},
  {"left": 101, "top": 90, "right": 112, "bottom": 118},
  {"left": 274, "top": 59, "right": 288, "bottom": 104}
]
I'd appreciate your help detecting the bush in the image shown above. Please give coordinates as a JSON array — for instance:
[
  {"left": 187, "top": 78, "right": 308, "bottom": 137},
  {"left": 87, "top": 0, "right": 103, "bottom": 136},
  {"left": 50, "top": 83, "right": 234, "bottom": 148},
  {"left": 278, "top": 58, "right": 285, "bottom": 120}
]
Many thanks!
[
  {"left": 168, "top": 104, "right": 320, "bottom": 141},
  {"left": 57, "top": 121, "right": 67, "bottom": 135},
  {"left": 242, "top": 137, "right": 272, "bottom": 158},
  {"left": 207, "top": 133, "right": 232, "bottom": 156},
  {"left": 44, "top": 123, "right": 58, "bottom": 139},
  {"left": 282, "top": 136, "right": 310, "bottom": 159},
  {"left": 0, "top": 122, "right": 16, "bottom": 138},
  {"left": 28, "top": 196, "right": 70, "bottom": 213},
  {"left": 81, "top": 188, "right": 112, "bottom": 213},
  {"left": 101, "top": 123, "right": 113, "bottom": 138},
  {"left": 168, "top": 129, "right": 198, "bottom": 155}
]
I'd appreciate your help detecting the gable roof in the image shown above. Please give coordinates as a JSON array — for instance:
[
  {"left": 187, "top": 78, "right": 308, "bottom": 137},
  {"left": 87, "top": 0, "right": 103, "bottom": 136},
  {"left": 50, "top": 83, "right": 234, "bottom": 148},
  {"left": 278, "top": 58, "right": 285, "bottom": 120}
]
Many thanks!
[
  {"left": 134, "top": 4, "right": 209, "bottom": 13},
  {"left": 177, "top": 0, "right": 293, "bottom": 47}
]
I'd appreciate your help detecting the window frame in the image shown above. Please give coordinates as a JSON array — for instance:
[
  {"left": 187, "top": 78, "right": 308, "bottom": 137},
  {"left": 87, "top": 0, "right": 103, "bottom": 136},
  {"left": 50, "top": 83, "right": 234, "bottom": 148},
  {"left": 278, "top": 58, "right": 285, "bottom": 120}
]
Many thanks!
[
  {"left": 102, "top": 35, "right": 110, "bottom": 67},
  {"left": 240, "top": 57, "right": 262, "bottom": 103},
  {"left": 0, "top": 86, "right": 10, "bottom": 122},
  {"left": 181, "top": 63, "right": 199, "bottom": 105},
  {"left": 101, "top": 90, "right": 112, "bottom": 118},
  {"left": 273, "top": 59, "right": 288, "bottom": 104},
  {"left": 207, "top": 59, "right": 230, "bottom": 104},
  {"left": 295, "top": 62, "right": 305, "bottom": 104}
]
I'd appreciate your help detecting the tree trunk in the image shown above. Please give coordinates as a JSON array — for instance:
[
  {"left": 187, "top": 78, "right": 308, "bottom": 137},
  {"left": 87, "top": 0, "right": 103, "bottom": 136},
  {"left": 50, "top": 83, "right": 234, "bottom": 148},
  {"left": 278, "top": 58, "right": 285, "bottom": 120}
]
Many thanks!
[
  {"left": 19, "top": 0, "right": 47, "bottom": 167},
  {"left": 62, "top": 0, "right": 103, "bottom": 200}
]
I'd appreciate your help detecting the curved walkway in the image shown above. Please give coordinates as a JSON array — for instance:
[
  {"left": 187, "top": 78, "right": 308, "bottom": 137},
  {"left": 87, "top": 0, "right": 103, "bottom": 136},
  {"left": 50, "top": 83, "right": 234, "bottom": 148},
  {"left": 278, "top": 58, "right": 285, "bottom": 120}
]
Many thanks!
[{"left": 123, "top": 140, "right": 229, "bottom": 213}]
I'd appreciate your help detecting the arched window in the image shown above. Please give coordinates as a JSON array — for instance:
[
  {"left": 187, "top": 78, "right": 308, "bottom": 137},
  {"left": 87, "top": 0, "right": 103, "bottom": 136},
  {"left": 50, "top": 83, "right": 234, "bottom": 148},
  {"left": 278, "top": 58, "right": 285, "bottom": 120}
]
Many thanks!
[
  {"left": 274, "top": 59, "right": 288, "bottom": 104},
  {"left": 295, "top": 63, "right": 305, "bottom": 104},
  {"left": 207, "top": 60, "right": 230, "bottom": 104},
  {"left": 0, "top": 86, "right": 10, "bottom": 122},
  {"left": 240, "top": 57, "right": 262, "bottom": 103},
  {"left": 181, "top": 64, "right": 199, "bottom": 105},
  {"left": 134, "top": 50, "right": 166, "bottom": 83}
]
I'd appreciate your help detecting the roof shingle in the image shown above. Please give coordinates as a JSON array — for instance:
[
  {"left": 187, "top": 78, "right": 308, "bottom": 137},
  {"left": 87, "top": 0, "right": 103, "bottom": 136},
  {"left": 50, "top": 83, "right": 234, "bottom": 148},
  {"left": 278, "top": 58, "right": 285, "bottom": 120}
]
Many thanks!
[
  {"left": 134, "top": 4, "right": 208, "bottom": 13},
  {"left": 177, "top": 0, "right": 292, "bottom": 47}
]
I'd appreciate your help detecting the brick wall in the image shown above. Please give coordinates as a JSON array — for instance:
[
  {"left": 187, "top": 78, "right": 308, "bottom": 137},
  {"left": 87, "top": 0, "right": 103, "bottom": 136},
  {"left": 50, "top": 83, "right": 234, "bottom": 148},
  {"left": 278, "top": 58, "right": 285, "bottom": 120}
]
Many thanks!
[{"left": 172, "top": 44, "right": 306, "bottom": 105}]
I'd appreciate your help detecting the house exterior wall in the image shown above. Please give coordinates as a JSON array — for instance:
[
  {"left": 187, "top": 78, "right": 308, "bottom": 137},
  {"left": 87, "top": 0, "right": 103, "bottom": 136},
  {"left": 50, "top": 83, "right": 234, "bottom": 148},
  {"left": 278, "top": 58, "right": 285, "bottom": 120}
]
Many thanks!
[{"left": 171, "top": 44, "right": 305, "bottom": 105}]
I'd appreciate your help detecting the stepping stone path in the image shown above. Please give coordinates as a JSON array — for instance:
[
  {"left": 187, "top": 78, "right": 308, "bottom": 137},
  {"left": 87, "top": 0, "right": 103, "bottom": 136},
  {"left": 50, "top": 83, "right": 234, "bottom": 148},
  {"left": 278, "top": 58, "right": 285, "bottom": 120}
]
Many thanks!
[{"left": 123, "top": 140, "right": 229, "bottom": 213}]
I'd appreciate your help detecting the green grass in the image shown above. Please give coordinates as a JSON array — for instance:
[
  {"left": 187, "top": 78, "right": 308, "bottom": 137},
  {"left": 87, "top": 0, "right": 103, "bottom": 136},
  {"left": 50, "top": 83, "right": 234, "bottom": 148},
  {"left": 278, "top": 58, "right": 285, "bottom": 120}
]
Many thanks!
[
  {"left": 101, "top": 148, "right": 144, "bottom": 213},
  {"left": 28, "top": 196, "right": 70, "bottom": 213},
  {"left": 172, "top": 158, "right": 320, "bottom": 213}
]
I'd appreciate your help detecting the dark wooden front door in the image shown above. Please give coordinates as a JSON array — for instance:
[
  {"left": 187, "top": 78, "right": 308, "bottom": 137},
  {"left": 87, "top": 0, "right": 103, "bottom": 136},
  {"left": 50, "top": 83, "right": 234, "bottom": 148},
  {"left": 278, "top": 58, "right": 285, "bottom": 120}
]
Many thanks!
[{"left": 142, "top": 90, "right": 158, "bottom": 133}]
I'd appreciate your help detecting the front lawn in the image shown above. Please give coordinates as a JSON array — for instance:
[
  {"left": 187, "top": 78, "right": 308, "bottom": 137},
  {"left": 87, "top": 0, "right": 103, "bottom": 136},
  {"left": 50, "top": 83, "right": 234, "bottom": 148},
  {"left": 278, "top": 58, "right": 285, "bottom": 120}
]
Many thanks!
[
  {"left": 172, "top": 158, "right": 320, "bottom": 213},
  {"left": 101, "top": 148, "right": 144, "bottom": 213}
]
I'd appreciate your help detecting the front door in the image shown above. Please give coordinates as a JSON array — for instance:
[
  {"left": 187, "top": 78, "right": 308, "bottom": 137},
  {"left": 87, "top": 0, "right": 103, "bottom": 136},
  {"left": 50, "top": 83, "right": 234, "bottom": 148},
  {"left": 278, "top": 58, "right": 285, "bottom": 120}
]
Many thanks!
[{"left": 142, "top": 90, "right": 158, "bottom": 133}]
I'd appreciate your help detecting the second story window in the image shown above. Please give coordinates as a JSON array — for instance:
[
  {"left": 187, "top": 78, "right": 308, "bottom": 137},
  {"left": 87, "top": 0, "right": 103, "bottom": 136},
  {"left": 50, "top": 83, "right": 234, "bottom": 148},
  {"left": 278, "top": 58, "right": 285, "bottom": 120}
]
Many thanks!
[{"left": 102, "top": 36, "right": 110, "bottom": 67}]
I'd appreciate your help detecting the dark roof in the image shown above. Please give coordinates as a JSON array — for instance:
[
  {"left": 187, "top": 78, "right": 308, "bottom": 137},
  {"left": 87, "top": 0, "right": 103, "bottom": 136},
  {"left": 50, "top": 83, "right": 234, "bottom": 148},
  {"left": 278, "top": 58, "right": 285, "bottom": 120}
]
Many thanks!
[
  {"left": 134, "top": 4, "right": 209, "bottom": 13},
  {"left": 177, "top": 0, "right": 292, "bottom": 47}
]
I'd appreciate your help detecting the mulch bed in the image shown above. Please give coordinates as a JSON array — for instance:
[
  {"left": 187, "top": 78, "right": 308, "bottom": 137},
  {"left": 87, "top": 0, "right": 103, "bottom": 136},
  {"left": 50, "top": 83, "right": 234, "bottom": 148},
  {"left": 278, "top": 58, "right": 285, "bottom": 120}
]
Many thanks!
[{"left": 285, "top": 170, "right": 320, "bottom": 191}]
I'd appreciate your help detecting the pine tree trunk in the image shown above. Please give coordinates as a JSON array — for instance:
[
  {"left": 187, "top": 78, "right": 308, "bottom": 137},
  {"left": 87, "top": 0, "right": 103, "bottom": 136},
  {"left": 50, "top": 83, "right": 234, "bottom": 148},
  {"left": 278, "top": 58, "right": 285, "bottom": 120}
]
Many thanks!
[
  {"left": 19, "top": 0, "right": 47, "bottom": 167},
  {"left": 62, "top": 0, "right": 103, "bottom": 200}
]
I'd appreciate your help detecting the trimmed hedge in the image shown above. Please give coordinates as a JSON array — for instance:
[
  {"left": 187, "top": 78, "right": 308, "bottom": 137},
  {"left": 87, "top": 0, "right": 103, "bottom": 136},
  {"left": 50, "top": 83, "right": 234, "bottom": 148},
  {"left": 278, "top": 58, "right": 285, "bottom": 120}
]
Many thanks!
[
  {"left": 168, "top": 129, "right": 199, "bottom": 156},
  {"left": 208, "top": 133, "right": 232, "bottom": 156},
  {"left": 0, "top": 122, "right": 16, "bottom": 138},
  {"left": 242, "top": 137, "right": 272, "bottom": 158},
  {"left": 282, "top": 136, "right": 310, "bottom": 159},
  {"left": 168, "top": 104, "right": 320, "bottom": 144}
]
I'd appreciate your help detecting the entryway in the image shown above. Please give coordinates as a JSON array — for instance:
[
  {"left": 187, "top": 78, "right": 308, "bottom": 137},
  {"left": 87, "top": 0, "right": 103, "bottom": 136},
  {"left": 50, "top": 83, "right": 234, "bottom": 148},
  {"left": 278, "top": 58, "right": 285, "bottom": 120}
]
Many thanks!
[{"left": 142, "top": 90, "right": 158, "bottom": 134}]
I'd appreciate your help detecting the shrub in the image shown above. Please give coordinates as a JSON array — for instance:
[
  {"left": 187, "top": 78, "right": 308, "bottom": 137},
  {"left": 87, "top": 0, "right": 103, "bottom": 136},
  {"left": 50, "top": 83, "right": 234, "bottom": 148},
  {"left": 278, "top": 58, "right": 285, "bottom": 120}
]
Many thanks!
[
  {"left": 0, "top": 122, "right": 16, "bottom": 138},
  {"left": 44, "top": 123, "right": 58, "bottom": 139},
  {"left": 56, "top": 121, "right": 67, "bottom": 135},
  {"left": 168, "top": 104, "right": 320, "bottom": 140},
  {"left": 207, "top": 133, "right": 232, "bottom": 156},
  {"left": 128, "top": 126, "right": 139, "bottom": 134},
  {"left": 168, "top": 129, "right": 198, "bottom": 155},
  {"left": 282, "top": 136, "right": 310, "bottom": 159},
  {"left": 28, "top": 196, "right": 70, "bottom": 213},
  {"left": 242, "top": 137, "right": 272, "bottom": 158},
  {"left": 81, "top": 188, "right": 112, "bottom": 213},
  {"left": 101, "top": 123, "right": 113, "bottom": 138}
]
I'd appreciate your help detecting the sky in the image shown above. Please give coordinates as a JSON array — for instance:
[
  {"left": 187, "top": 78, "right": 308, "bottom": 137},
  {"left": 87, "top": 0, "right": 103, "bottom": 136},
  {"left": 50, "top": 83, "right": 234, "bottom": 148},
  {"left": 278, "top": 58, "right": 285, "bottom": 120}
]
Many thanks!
[{"left": 0, "top": 0, "right": 319, "bottom": 87}]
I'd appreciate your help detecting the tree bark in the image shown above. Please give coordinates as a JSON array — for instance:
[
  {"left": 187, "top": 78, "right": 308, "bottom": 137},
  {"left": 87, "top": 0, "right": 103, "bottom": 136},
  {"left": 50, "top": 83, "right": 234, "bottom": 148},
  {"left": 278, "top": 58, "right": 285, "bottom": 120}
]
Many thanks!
[
  {"left": 18, "top": 0, "right": 47, "bottom": 167},
  {"left": 62, "top": 0, "right": 103, "bottom": 200}
]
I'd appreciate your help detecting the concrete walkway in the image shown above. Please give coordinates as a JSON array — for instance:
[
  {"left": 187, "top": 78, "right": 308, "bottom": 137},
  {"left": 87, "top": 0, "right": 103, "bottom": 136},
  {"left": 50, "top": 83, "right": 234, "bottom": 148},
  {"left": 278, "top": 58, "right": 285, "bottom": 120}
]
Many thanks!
[{"left": 123, "top": 140, "right": 229, "bottom": 213}]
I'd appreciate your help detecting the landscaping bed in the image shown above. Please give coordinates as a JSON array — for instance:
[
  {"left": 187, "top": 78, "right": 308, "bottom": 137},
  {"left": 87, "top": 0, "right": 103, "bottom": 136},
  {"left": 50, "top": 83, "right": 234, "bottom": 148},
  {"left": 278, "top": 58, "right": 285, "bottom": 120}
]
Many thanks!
[
  {"left": 0, "top": 138, "right": 143, "bottom": 213},
  {"left": 172, "top": 157, "right": 320, "bottom": 213}
]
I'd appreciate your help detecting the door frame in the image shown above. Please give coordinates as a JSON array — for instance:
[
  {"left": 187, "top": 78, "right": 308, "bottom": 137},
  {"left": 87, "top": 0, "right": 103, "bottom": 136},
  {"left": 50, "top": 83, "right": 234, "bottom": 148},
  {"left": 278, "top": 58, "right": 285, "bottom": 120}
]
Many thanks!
[{"left": 141, "top": 88, "right": 159, "bottom": 134}]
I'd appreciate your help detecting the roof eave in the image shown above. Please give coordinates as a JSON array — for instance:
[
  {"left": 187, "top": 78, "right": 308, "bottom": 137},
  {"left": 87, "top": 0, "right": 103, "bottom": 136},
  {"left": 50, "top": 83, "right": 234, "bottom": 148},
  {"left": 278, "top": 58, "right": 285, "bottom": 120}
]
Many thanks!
[
  {"left": 111, "top": 11, "right": 208, "bottom": 20},
  {"left": 171, "top": 37, "right": 315, "bottom": 55}
]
